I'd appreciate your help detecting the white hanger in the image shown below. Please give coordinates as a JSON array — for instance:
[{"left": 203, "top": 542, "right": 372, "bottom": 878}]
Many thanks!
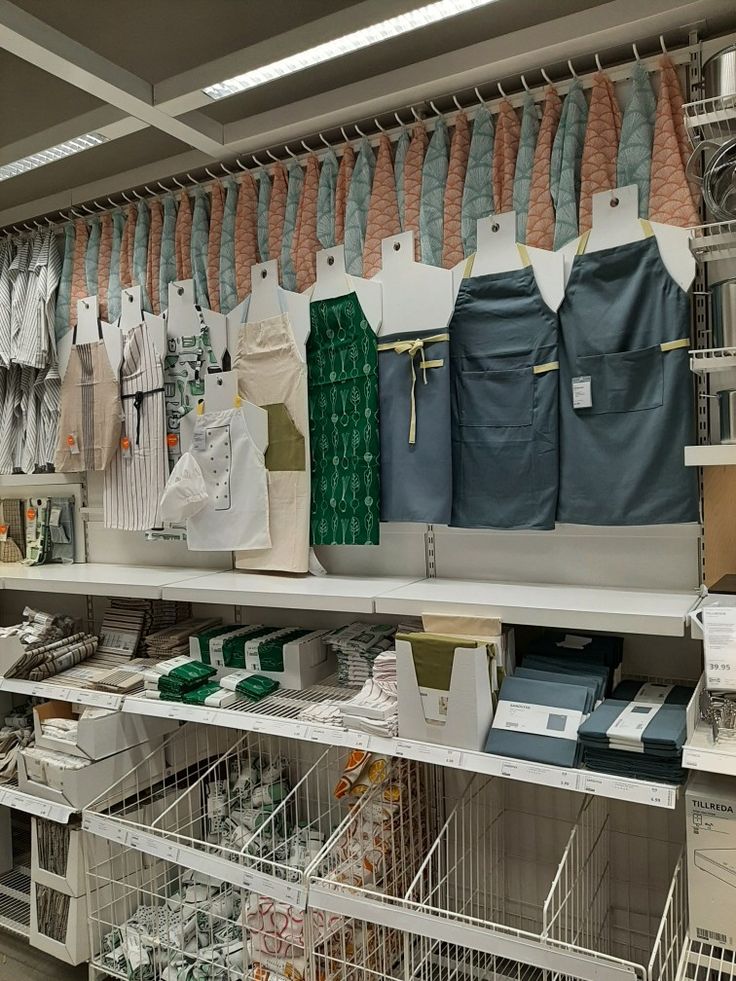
[
  {"left": 179, "top": 371, "right": 269, "bottom": 457},
  {"left": 119, "top": 285, "right": 166, "bottom": 359},
  {"left": 452, "top": 212, "right": 564, "bottom": 311},
  {"left": 373, "top": 231, "right": 454, "bottom": 336},
  {"left": 561, "top": 185, "right": 695, "bottom": 292},
  {"left": 311, "top": 245, "right": 382, "bottom": 334},
  {"left": 227, "top": 259, "right": 311, "bottom": 361},
  {"left": 58, "top": 296, "right": 122, "bottom": 378},
  {"left": 166, "top": 279, "right": 227, "bottom": 366}
]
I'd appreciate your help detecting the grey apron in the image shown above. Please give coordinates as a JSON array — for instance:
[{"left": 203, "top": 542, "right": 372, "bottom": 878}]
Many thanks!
[
  {"left": 558, "top": 224, "right": 698, "bottom": 525},
  {"left": 450, "top": 248, "right": 559, "bottom": 530},
  {"left": 378, "top": 328, "right": 451, "bottom": 524}
]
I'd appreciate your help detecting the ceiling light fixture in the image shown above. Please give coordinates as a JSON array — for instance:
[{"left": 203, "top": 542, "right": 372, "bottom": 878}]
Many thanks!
[
  {"left": 203, "top": 0, "right": 500, "bottom": 101},
  {"left": 0, "top": 133, "right": 108, "bottom": 182}
]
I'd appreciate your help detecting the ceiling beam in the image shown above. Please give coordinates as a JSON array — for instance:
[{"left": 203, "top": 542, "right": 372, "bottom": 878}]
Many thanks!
[{"left": 0, "top": 0, "right": 224, "bottom": 154}]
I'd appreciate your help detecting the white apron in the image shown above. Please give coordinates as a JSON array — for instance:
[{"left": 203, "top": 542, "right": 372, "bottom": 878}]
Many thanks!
[
  {"left": 185, "top": 406, "right": 270, "bottom": 552},
  {"left": 233, "top": 310, "right": 309, "bottom": 573}
]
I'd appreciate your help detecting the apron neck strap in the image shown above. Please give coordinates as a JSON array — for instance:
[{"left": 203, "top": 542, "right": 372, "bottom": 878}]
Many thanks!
[
  {"left": 577, "top": 219, "right": 654, "bottom": 256},
  {"left": 463, "top": 243, "right": 531, "bottom": 279}
]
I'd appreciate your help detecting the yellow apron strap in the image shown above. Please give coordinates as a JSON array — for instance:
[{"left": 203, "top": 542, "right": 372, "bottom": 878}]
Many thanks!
[
  {"left": 516, "top": 244, "right": 532, "bottom": 267},
  {"left": 660, "top": 338, "right": 689, "bottom": 352},
  {"left": 576, "top": 230, "right": 592, "bottom": 256},
  {"left": 532, "top": 361, "right": 560, "bottom": 375},
  {"left": 463, "top": 254, "right": 475, "bottom": 278},
  {"left": 377, "top": 333, "right": 450, "bottom": 445},
  {"left": 640, "top": 219, "right": 655, "bottom": 238}
]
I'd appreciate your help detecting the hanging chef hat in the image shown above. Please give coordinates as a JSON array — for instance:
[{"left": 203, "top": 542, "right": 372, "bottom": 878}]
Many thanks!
[{"left": 159, "top": 452, "right": 209, "bottom": 522}]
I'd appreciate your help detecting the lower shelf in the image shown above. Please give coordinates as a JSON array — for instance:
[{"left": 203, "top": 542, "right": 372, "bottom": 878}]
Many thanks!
[
  {"left": 684, "top": 444, "right": 736, "bottom": 466},
  {"left": 0, "top": 864, "right": 31, "bottom": 938},
  {"left": 679, "top": 938, "right": 736, "bottom": 980},
  {"left": 683, "top": 722, "right": 736, "bottom": 776}
]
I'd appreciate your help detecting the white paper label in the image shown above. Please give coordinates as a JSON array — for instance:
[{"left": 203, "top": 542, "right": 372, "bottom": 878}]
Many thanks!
[
  {"left": 605, "top": 701, "right": 662, "bottom": 750},
  {"left": 572, "top": 376, "right": 592, "bottom": 409},
  {"left": 556, "top": 634, "right": 592, "bottom": 650},
  {"left": 419, "top": 686, "right": 449, "bottom": 725},
  {"left": 492, "top": 701, "right": 582, "bottom": 740},
  {"left": 192, "top": 428, "right": 205, "bottom": 451},
  {"left": 633, "top": 683, "right": 673, "bottom": 704},
  {"left": 49, "top": 507, "right": 62, "bottom": 528},
  {"left": 703, "top": 607, "right": 736, "bottom": 691}
]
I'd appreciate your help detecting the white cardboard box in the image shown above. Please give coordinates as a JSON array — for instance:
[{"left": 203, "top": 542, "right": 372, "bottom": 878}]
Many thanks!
[
  {"left": 30, "top": 882, "right": 91, "bottom": 965},
  {"left": 396, "top": 633, "right": 498, "bottom": 750},
  {"left": 31, "top": 819, "right": 85, "bottom": 896},
  {"left": 202, "top": 627, "right": 335, "bottom": 690},
  {"left": 34, "top": 700, "right": 178, "bottom": 760},
  {"left": 19, "top": 740, "right": 166, "bottom": 811},
  {"left": 686, "top": 771, "right": 736, "bottom": 951}
]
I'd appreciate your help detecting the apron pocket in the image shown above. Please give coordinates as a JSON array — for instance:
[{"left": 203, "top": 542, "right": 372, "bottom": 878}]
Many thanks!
[
  {"left": 263, "top": 403, "right": 306, "bottom": 471},
  {"left": 459, "top": 367, "right": 534, "bottom": 428},
  {"left": 577, "top": 345, "right": 664, "bottom": 415}
]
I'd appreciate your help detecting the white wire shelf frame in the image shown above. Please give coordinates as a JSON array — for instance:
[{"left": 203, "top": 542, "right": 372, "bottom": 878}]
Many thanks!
[
  {"left": 84, "top": 724, "right": 357, "bottom": 910},
  {"left": 684, "top": 93, "right": 736, "bottom": 144},
  {"left": 678, "top": 939, "right": 736, "bottom": 980},
  {"left": 308, "top": 776, "right": 687, "bottom": 981},
  {"left": 689, "top": 347, "right": 736, "bottom": 374},
  {"left": 689, "top": 220, "right": 736, "bottom": 263}
]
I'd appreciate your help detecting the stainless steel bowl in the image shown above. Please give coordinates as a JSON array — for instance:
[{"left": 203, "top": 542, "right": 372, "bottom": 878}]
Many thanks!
[
  {"left": 718, "top": 389, "right": 736, "bottom": 444},
  {"left": 704, "top": 44, "right": 736, "bottom": 99},
  {"left": 712, "top": 279, "right": 736, "bottom": 349}
]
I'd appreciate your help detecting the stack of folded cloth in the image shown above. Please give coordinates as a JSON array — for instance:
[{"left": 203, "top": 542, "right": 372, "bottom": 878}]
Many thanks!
[
  {"left": 578, "top": 680, "right": 694, "bottom": 784},
  {"left": 526, "top": 630, "right": 623, "bottom": 696},
  {"left": 0, "top": 703, "right": 34, "bottom": 783},
  {"left": 338, "top": 651, "right": 398, "bottom": 736},
  {"left": 327, "top": 622, "right": 397, "bottom": 686},
  {"left": 143, "top": 656, "right": 235, "bottom": 707},
  {"left": 220, "top": 671, "right": 280, "bottom": 703},
  {"left": 142, "top": 617, "right": 221, "bottom": 660}
]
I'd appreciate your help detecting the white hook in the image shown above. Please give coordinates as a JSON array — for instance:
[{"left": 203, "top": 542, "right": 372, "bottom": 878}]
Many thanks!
[
  {"left": 121, "top": 192, "right": 132, "bottom": 203},
  {"left": 144, "top": 186, "right": 157, "bottom": 196},
  {"left": 354, "top": 124, "right": 366, "bottom": 138},
  {"left": 94, "top": 200, "right": 105, "bottom": 212},
  {"left": 474, "top": 86, "right": 485, "bottom": 105},
  {"left": 80, "top": 203, "right": 95, "bottom": 214},
  {"left": 393, "top": 112, "right": 404, "bottom": 127},
  {"left": 632, "top": 42, "right": 641, "bottom": 62},
  {"left": 319, "top": 132, "right": 332, "bottom": 148},
  {"left": 660, "top": 34, "right": 668, "bottom": 55},
  {"left": 266, "top": 150, "right": 279, "bottom": 163},
  {"left": 45, "top": 216, "right": 54, "bottom": 226},
  {"left": 252, "top": 154, "right": 264, "bottom": 167},
  {"left": 234, "top": 158, "right": 247, "bottom": 171},
  {"left": 520, "top": 74, "right": 531, "bottom": 93},
  {"left": 595, "top": 53, "right": 603, "bottom": 72},
  {"left": 220, "top": 163, "right": 232, "bottom": 175},
  {"left": 410, "top": 105, "right": 421, "bottom": 122},
  {"left": 107, "top": 197, "right": 117, "bottom": 208},
  {"left": 23, "top": 223, "right": 33, "bottom": 232},
  {"left": 497, "top": 81, "right": 507, "bottom": 99},
  {"left": 132, "top": 188, "right": 144, "bottom": 199},
  {"left": 204, "top": 168, "right": 217, "bottom": 180},
  {"left": 568, "top": 59, "right": 578, "bottom": 79},
  {"left": 283, "top": 145, "right": 297, "bottom": 159},
  {"left": 157, "top": 182, "right": 170, "bottom": 193},
  {"left": 70, "top": 208, "right": 84, "bottom": 218},
  {"left": 60, "top": 212, "right": 71, "bottom": 222},
  {"left": 428, "top": 100, "right": 441, "bottom": 116},
  {"left": 540, "top": 68, "right": 554, "bottom": 86},
  {"left": 452, "top": 95, "right": 463, "bottom": 111},
  {"left": 171, "top": 177, "right": 185, "bottom": 189},
  {"left": 340, "top": 126, "right": 350, "bottom": 143},
  {"left": 374, "top": 118, "right": 385, "bottom": 132},
  {"left": 186, "top": 172, "right": 199, "bottom": 185},
  {"left": 301, "top": 140, "right": 312, "bottom": 152}
]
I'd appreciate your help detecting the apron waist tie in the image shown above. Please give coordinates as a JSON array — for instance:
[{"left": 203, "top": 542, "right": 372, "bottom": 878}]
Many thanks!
[
  {"left": 122, "top": 387, "right": 165, "bottom": 445},
  {"left": 378, "top": 333, "right": 449, "bottom": 444}
]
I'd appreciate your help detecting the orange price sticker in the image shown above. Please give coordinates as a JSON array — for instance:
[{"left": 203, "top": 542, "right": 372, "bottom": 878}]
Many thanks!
[
  {"left": 166, "top": 433, "right": 178, "bottom": 448},
  {"left": 26, "top": 508, "right": 36, "bottom": 521},
  {"left": 121, "top": 436, "right": 131, "bottom": 451}
]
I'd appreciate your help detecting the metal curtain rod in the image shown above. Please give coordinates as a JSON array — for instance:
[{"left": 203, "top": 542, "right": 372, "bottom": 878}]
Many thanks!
[{"left": 3, "top": 32, "right": 695, "bottom": 235}]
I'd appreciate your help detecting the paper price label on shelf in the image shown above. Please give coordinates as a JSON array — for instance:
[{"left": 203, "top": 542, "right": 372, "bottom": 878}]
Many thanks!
[
  {"left": 30, "top": 684, "right": 47, "bottom": 699},
  {"left": 348, "top": 733, "right": 370, "bottom": 750},
  {"left": 394, "top": 740, "right": 462, "bottom": 767},
  {"left": 556, "top": 771, "right": 576, "bottom": 790},
  {"left": 572, "top": 375, "right": 592, "bottom": 409},
  {"left": 702, "top": 607, "right": 736, "bottom": 690},
  {"left": 581, "top": 775, "right": 604, "bottom": 795}
]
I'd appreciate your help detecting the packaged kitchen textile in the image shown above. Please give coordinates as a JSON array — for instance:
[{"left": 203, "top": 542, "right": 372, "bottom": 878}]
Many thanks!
[
  {"left": 143, "top": 618, "right": 221, "bottom": 660},
  {"left": 528, "top": 630, "right": 623, "bottom": 691},
  {"left": 143, "top": 656, "right": 216, "bottom": 697},
  {"left": 485, "top": 675, "right": 593, "bottom": 767},
  {"left": 514, "top": 666, "right": 606, "bottom": 701},
  {"left": 521, "top": 654, "right": 611, "bottom": 702},
  {"left": 610, "top": 679, "right": 694, "bottom": 706},
  {"left": 219, "top": 672, "right": 280, "bottom": 702},
  {"left": 181, "top": 683, "right": 236, "bottom": 708},
  {"left": 327, "top": 622, "right": 398, "bottom": 685}
]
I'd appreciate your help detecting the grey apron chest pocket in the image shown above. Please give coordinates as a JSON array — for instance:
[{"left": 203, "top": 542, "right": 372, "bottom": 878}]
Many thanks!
[
  {"left": 459, "top": 365, "right": 534, "bottom": 428},
  {"left": 576, "top": 344, "right": 664, "bottom": 415}
]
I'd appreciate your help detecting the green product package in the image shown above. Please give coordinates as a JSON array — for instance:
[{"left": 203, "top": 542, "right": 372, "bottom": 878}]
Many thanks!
[
  {"left": 222, "top": 626, "right": 277, "bottom": 669},
  {"left": 196, "top": 625, "right": 236, "bottom": 665},
  {"left": 235, "top": 675, "right": 280, "bottom": 702},
  {"left": 257, "top": 628, "right": 313, "bottom": 672},
  {"left": 395, "top": 632, "right": 494, "bottom": 691},
  {"left": 182, "top": 682, "right": 223, "bottom": 705}
]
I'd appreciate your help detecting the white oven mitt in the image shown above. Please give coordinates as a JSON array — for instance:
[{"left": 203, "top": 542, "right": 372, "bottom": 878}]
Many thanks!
[{"left": 159, "top": 452, "right": 209, "bottom": 522}]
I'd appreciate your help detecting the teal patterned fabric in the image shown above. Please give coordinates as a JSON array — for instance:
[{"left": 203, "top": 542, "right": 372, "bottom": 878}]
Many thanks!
[
  {"left": 190, "top": 188, "right": 210, "bottom": 308},
  {"left": 280, "top": 162, "right": 304, "bottom": 291},
  {"left": 107, "top": 210, "right": 125, "bottom": 321},
  {"left": 461, "top": 106, "right": 495, "bottom": 257},
  {"left": 133, "top": 199, "right": 151, "bottom": 312},
  {"left": 394, "top": 127, "right": 410, "bottom": 229},
  {"left": 85, "top": 217, "right": 100, "bottom": 299},
  {"left": 55, "top": 225, "right": 75, "bottom": 342},
  {"left": 317, "top": 148, "right": 339, "bottom": 249},
  {"left": 550, "top": 80, "right": 588, "bottom": 250},
  {"left": 344, "top": 137, "right": 376, "bottom": 276},
  {"left": 513, "top": 93, "right": 540, "bottom": 243},
  {"left": 617, "top": 61, "right": 657, "bottom": 217},
  {"left": 159, "top": 195, "right": 178, "bottom": 312},
  {"left": 257, "top": 169, "right": 271, "bottom": 262},
  {"left": 420, "top": 118, "right": 450, "bottom": 266},
  {"left": 219, "top": 178, "right": 238, "bottom": 314}
]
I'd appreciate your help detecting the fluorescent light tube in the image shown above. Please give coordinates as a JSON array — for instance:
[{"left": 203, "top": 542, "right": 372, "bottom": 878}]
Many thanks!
[
  {"left": 204, "top": 0, "right": 500, "bottom": 101},
  {"left": 0, "top": 132, "right": 108, "bottom": 182}
]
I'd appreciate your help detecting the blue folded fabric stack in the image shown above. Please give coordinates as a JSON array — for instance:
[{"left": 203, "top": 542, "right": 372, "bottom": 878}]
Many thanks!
[
  {"left": 527, "top": 631, "right": 623, "bottom": 695},
  {"left": 577, "top": 680, "right": 694, "bottom": 785}
]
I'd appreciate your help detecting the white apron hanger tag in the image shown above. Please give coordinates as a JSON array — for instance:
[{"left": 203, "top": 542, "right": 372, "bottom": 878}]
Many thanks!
[
  {"left": 227, "top": 259, "right": 310, "bottom": 361},
  {"left": 58, "top": 296, "right": 122, "bottom": 377},
  {"left": 374, "top": 231, "right": 454, "bottom": 336},
  {"left": 312, "top": 245, "right": 382, "bottom": 334},
  {"left": 201, "top": 371, "right": 270, "bottom": 455},
  {"left": 167, "top": 279, "right": 199, "bottom": 333},
  {"left": 120, "top": 287, "right": 166, "bottom": 359}
]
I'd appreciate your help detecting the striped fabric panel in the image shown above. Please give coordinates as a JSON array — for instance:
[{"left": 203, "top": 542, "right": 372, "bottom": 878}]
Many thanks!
[{"left": 78, "top": 344, "right": 96, "bottom": 471}]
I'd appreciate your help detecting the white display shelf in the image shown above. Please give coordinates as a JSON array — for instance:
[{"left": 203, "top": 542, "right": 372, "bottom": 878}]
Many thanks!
[
  {"left": 0, "top": 676, "right": 123, "bottom": 710},
  {"left": 0, "top": 783, "right": 74, "bottom": 823},
  {"left": 375, "top": 578, "right": 698, "bottom": 637},
  {"left": 0, "top": 473, "right": 81, "bottom": 488},
  {"left": 683, "top": 722, "right": 736, "bottom": 777},
  {"left": 685, "top": 444, "right": 736, "bottom": 466},
  {"left": 160, "top": 569, "right": 424, "bottom": 613},
  {"left": 689, "top": 347, "right": 736, "bottom": 374},
  {"left": 684, "top": 93, "right": 736, "bottom": 142},
  {"left": 678, "top": 938, "right": 736, "bottom": 981},
  {"left": 689, "top": 220, "right": 736, "bottom": 263},
  {"left": 0, "top": 863, "right": 31, "bottom": 939},
  {"left": 1, "top": 563, "right": 222, "bottom": 598},
  {"left": 122, "top": 694, "right": 678, "bottom": 809}
]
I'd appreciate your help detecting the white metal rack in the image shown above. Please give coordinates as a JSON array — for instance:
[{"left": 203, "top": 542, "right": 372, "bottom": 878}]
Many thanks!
[
  {"left": 689, "top": 347, "right": 736, "bottom": 374},
  {"left": 689, "top": 220, "right": 736, "bottom": 263},
  {"left": 685, "top": 444, "right": 736, "bottom": 466},
  {"left": 684, "top": 93, "right": 736, "bottom": 143}
]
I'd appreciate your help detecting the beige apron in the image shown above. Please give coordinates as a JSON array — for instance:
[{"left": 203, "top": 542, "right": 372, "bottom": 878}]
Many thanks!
[
  {"left": 233, "top": 310, "right": 309, "bottom": 573},
  {"left": 54, "top": 322, "right": 123, "bottom": 472}
]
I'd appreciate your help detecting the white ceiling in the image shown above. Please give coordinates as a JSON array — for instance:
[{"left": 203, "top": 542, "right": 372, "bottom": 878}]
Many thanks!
[{"left": 0, "top": 0, "right": 734, "bottom": 224}]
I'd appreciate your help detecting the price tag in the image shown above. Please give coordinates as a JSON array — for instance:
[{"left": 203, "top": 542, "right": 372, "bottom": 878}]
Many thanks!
[
  {"left": 703, "top": 607, "right": 736, "bottom": 691},
  {"left": 0, "top": 525, "right": 7, "bottom": 543},
  {"left": 500, "top": 761, "right": 519, "bottom": 779},
  {"left": 49, "top": 507, "right": 62, "bottom": 528},
  {"left": 582, "top": 775, "right": 604, "bottom": 794},
  {"left": 36, "top": 802, "right": 52, "bottom": 819},
  {"left": 163, "top": 843, "right": 181, "bottom": 864},
  {"left": 557, "top": 771, "right": 576, "bottom": 790},
  {"left": 572, "top": 375, "right": 592, "bottom": 409},
  {"left": 164, "top": 706, "right": 183, "bottom": 720},
  {"left": 30, "top": 684, "right": 47, "bottom": 699},
  {"left": 237, "top": 868, "right": 254, "bottom": 890},
  {"left": 53, "top": 688, "right": 71, "bottom": 702},
  {"left": 349, "top": 733, "right": 370, "bottom": 750}
]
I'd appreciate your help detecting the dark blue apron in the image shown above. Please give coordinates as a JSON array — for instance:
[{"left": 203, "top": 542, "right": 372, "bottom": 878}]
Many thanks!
[
  {"left": 378, "top": 328, "right": 451, "bottom": 523},
  {"left": 558, "top": 225, "right": 698, "bottom": 525},
  {"left": 450, "top": 249, "right": 559, "bottom": 530}
]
